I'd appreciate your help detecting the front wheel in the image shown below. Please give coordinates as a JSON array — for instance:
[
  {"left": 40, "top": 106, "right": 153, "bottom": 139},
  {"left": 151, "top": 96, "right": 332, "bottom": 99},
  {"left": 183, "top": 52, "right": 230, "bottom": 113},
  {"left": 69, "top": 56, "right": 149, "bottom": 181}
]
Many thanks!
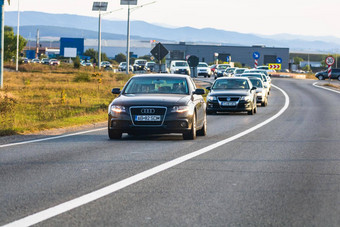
[
  {"left": 108, "top": 129, "right": 122, "bottom": 139},
  {"left": 183, "top": 113, "right": 197, "bottom": 140},
  {"left": 197, "top": 114, "right": 207, "bottom": 136}
]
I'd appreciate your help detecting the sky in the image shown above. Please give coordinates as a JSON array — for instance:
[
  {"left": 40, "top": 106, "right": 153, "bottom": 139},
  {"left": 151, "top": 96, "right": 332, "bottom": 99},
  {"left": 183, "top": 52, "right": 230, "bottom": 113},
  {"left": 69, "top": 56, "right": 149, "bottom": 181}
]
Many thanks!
[{"left": 5, "top": 0, "right": 340, "bottom": 39}]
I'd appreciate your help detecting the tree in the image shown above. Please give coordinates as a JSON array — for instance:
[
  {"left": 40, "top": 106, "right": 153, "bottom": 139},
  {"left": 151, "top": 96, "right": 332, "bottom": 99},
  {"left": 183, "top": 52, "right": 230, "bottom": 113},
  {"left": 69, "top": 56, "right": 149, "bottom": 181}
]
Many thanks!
[
  {"left": 4, "top": 26, "right": 27, "bottom": 61},
  {"left": 83, "top": 48, "right": 109, "bottom": 63},
  {"left": 115, "top": 53, "right": 126, "bottom": 63},
  {"left": 293, "top": 57, "right": 304, "bottom": 65}
]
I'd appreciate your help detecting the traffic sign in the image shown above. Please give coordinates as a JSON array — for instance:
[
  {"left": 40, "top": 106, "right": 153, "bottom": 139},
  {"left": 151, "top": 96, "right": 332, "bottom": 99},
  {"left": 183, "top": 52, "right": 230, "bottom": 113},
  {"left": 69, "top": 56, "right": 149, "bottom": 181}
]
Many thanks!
[
  {"left": 268, "top": 64, "right": 281, "bottom": 70},
  {"left": 253, "top": 52, "right": 260, "bottom": 60},
  {"left": 276, "top": 57, "right": 282, "bottom": 63},
  {"left": 150, "top": 42, "right": 169, "bottom": 61},
  {"left": 120, "top": 0, "right": 137, "bottom": 5},
  {"left": 226, "top": 56, "right": 231, "bottom": 62},
  {"left": 187, "top": 55, "right": 199, "bottom": 67},
  {"left": 325, "top": 56, "right": 335, "bottom": 66}
]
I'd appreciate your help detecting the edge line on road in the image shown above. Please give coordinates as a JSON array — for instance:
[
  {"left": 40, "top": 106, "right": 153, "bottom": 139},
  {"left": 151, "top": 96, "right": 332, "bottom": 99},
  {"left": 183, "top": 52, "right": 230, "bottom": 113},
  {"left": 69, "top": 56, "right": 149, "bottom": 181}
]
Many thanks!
[
  {"left": 312, "top": 82, "right": 340, "bottom": 94},
  {"left": 2, "top": 84, "right": 289, "bottom": 227},
  {"left": 0, "top": 128, "right": 106, "bottom": 148}
]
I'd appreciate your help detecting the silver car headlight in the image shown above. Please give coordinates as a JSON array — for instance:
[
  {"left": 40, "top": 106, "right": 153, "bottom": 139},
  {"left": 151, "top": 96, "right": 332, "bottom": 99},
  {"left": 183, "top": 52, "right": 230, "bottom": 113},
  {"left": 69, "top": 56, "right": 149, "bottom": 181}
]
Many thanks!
[
  {"left": 240, "top": 96, "right": 251, "bottom": 101},
  {"left": 207, "top": 95, "right": 217, "bottom": 101},
  {"left": 171, "top": 106, "right": 189, "bottom": 113}
]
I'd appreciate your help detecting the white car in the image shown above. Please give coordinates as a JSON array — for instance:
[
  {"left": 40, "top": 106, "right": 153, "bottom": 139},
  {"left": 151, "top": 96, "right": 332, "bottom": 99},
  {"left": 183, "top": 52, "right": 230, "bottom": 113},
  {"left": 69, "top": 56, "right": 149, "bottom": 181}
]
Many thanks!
[
  {"left": 234, "top": 68, "right": 247, "bottom": 77},
  {"left": 170, "top": 60, "right": 190, "bottom": 75},
  {"left": 223, "top": 67, "right": 238, "bottom": 77},
  {"left": 118, "top": 62, "right": 133, "bottom": 72},
  {"left": 197, "top": 62, "right": 211, "bottom": 78},
  {"left": 100, "top": 61, "right": 112, "bottom": 68}
]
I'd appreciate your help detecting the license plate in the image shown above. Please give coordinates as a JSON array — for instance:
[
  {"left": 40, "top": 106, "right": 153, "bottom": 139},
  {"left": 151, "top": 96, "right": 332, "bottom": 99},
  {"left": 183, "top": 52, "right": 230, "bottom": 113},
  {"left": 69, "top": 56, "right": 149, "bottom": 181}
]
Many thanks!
[
  {"left": 135, "top": 115, "right": 161, "bottom": 121},
  {"left": 221, "top": 101, "right": 236, "bottom": 107}
]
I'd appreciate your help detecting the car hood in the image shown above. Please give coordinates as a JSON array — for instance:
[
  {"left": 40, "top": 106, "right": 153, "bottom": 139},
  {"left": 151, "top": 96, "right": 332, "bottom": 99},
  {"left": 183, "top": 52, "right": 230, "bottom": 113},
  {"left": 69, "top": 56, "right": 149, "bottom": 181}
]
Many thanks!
[
  {"left": 209, "top": 89, "right": 250, "bottom": 96},
  {"left": 112, "top": 94, "right": 190, "bottom": 106}
]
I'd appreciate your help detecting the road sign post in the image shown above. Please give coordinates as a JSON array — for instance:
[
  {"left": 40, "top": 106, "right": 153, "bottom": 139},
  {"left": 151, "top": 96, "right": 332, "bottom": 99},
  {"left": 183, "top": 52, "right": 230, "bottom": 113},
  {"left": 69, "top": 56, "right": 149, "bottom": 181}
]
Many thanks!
[
  {"left": 187, "top": 55, "right": 199, "bottom": 78},
  {"left": 325, "top": 56, "right": 335, "bottom": 84},
  {"left": 151, "top": 42, "right": 169, "bottom": 73},
  {"left": 253, "top": 52, "right": 260, "bottom": 69}
]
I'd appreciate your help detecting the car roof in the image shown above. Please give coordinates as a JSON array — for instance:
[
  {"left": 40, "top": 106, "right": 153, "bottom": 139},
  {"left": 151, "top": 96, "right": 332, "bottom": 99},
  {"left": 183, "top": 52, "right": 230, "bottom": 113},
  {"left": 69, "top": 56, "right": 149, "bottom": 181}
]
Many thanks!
[
  {"left": 215, "top": 77, "right": 249, "bottom": 81},
  {"left": 132, "top": 74, "right": 190, "bottom": 79}
]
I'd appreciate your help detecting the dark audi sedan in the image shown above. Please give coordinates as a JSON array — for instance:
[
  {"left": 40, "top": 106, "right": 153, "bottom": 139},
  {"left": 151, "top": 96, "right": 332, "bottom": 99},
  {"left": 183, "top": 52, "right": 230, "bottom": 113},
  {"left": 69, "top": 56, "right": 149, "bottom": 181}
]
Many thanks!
[
  {"left": 108, "top": 74, "right": 207, "bottom": 140},
  {"left": 206, "top": 77, "right": 257, "bottom": 115}
]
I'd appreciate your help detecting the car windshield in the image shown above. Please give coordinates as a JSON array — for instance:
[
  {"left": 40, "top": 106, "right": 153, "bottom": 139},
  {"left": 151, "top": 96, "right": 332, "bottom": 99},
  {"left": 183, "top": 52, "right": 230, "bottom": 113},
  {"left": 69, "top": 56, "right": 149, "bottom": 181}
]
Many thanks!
[
  {"left": 124, "top": 77, "right": 189, "bottom": 94},
  {"left": 235, "top": 69, "right": 245, "bottom": 74},
  {"left": 198, "top": 63, "right": 208, "bottom": 67},
  {"left": 249, "top": 79, "right": 263, "bottom": 88},
  {"left": 217, "top": 65, "right": 229, "bottom": 69},
  {"left": 212, "top": 79, "right": 250, "bottom": 90},
  {"left": 175, "top": 62, "right": 188, "bottom": 67},
  {"left": 241, "top": 74, "right": 264, "bottom": 81}
]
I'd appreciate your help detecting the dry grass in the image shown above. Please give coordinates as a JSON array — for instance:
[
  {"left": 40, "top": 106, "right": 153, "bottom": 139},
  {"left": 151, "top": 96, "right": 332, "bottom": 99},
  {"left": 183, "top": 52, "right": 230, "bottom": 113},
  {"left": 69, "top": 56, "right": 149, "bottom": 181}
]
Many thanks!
[{"left": 0, "top": 67, "right": 132, "bottom": 136}]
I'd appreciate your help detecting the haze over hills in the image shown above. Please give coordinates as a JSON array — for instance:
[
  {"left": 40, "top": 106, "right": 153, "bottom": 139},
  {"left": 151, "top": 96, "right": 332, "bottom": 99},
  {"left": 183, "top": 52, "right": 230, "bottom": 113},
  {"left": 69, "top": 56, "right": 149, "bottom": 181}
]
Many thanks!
[{"left": 4, "top": 11, "right": 340, "bottom": 53}]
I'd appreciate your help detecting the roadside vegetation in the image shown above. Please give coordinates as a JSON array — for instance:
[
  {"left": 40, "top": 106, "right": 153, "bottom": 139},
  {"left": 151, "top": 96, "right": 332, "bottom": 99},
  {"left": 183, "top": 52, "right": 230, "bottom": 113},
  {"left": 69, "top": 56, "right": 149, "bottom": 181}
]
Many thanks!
[{"left": 0, "top": 65, "right": 132, "bottom": 136}]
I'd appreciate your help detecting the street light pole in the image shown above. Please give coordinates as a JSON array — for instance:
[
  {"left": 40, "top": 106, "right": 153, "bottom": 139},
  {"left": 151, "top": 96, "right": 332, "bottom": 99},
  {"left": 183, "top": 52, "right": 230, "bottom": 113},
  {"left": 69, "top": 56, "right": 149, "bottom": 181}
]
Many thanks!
[
  {"left": 98, "top": 10, "right": 102, "bottom": 70},
  {"left": 126, "top": 4, "right": 130, "bottom": 74},
  {"left": 15, "top": 0, "right": 20, "bottom": 71}
]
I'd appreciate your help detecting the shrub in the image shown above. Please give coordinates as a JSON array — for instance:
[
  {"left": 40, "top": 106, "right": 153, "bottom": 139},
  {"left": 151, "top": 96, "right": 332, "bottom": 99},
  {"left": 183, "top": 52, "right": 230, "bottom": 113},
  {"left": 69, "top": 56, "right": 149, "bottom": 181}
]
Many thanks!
[
  {"left": 74, "top": 56, "right": 81, "bottom": 69},
  {"left": 73, "top": 72, "right": 91, "bottom": 82}
]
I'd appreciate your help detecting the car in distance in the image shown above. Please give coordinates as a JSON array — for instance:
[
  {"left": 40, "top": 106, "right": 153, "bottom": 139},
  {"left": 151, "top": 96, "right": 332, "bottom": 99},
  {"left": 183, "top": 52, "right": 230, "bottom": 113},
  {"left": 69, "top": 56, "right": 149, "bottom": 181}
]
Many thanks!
[
  {"left": 31, "top": 58, "right": 41, "bottom": 64},
  {"left": 100, "top": 61, "right": 113, "bottom": 69},
  {"left": 241, "top": 71, "right": 271, "bottom": 92},
  {"left": 248, "top": 77, "right": 268, "bottom": 107},
  {"left": 234, "top": 68, "right": 247, "bottom": 77},
  {"left": 214, "top": 64, "right": 231, "bottom": 79},
  {"left": 118, "top": 62, "right": 133, "bottom": 72},
  {"left": 170, "top": 60, "right": 191, "bottom": 75},
  {"left": 108, "top": 74, "right": 207, "bottom": 140},
  {"left": 133, "top": 59, "right": 147, "bottom": 71},
  {"left": 41, "top": 58, "right": 50, "bottom": 64},
  {"left": 223, "top": 67, "right": 238, "bottom": 77},
  {"left": 206, "top": 77, "right": 257, "bottom": 115},
  {"left": 197, "top": 62, "right": 211, "bottom": 78},
  {"left": 49, "top": 59, "right": 60, "bottom": 66},
  {"left": 145, "top": 61, "right": 156, "bottom": 72},
  {"left": 315, "top": 69, "right": 340, "bottom": 80}
]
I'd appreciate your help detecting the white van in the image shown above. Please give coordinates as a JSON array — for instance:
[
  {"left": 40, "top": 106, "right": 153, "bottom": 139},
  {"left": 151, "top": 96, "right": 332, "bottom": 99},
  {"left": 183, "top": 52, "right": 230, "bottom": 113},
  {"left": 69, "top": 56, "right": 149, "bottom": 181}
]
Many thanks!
[{"left": 170, "top": 60, "right": 190, "bottom": 75}]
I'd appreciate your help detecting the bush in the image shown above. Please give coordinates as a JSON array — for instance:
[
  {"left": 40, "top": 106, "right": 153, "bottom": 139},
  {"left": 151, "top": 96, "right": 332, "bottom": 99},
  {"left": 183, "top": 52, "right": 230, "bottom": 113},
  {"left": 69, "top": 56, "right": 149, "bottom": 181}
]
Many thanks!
[
  {"left": 73, "top": 72, "right": 91, "bottom": 82},
  {"left": 74, "top": 56, "right": 81, "bottom": 69},
  {"left": 0, "top": 94, "right": 17, "bottom": 134}
]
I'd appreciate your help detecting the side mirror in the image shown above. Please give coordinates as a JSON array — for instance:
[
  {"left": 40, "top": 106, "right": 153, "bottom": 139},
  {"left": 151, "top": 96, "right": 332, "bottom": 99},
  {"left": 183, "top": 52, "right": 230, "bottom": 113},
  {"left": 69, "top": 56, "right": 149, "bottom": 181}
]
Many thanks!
[
  {"left": 193, "top": 88, "right": 205, "bottom": 95},
  {"left": 251, "top": 87, "right": 257, "bottom": 90},
  {"left": 206, "top": 86, "right": 211, "bottom": 91},
  {"left": 264, "top": 85, "right": 268, "bottom": 88},
  {"left": 111, "top": 88, "right": 121, "bottom": 94}
]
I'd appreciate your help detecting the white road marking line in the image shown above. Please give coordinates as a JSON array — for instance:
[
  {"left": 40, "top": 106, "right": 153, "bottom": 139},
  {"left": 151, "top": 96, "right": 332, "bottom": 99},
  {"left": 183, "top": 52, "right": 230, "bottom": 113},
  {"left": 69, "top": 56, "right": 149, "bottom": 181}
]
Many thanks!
[
  {"left": 313, "top": 82, "right": 340, "bottom": 94},
  {"left": 0, "top": 128, "right": 106, "bottom": 148},
  {"left": 2, "top": 84, "right": 289, "bottom": 227}
]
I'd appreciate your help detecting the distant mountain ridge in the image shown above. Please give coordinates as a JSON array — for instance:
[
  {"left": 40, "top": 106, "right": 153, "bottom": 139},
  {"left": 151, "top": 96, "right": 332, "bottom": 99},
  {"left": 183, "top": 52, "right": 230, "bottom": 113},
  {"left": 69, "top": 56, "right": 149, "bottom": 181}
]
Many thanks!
[{"left": 4, "top": 11, "right": 340, "bottom": 53}]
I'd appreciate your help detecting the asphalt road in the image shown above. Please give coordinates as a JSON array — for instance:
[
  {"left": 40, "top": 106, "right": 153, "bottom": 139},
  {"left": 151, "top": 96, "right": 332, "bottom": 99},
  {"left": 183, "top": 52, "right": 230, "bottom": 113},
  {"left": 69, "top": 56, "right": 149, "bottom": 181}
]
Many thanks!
[{"left": 1, "top": 78, "right": 339, "bottom": 226}]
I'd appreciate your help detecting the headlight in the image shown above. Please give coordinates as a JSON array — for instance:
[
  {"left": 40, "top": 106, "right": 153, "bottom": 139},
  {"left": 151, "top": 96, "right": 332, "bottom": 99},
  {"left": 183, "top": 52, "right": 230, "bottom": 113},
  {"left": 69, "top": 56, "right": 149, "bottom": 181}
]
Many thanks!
[
  {"left": 256, "top": 92, "right": 263, "bottom": 96},
  {"left": 171, "top": 106, "right": 189, "bottom": 113},
  {"left": 207, "top": 95, "right": 217, "bottom": 101},
  {"left": 110, "top": 105, "right": 126, "bottom": 114},
  {"left": 240, "top": 96, "right": 251, "bottom": 101},
  {"left": 175, "top": 69, "right": 179, "bottom": 71}
]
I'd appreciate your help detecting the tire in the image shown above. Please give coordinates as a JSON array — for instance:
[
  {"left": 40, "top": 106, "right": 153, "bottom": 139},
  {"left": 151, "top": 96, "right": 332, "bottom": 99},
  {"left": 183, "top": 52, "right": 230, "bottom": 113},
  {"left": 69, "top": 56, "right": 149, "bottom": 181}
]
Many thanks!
[
  {"left": 261, "top": 98, "right": 268, "bottom": 107},
  {"left": 183, "top": 113, "right": 197, "bottom": 140},
  {"left": 254, "top": 103, "right": 257, "bottom": 114},
  {"left": 197, "top": 114, "right": 207, "bottom": 136},
  {"left": 206, "top": 109, "right": 216, "bottom": 115},
  {"left": 108, "top": 129, "right": 122, "bottom": 139},
  {"left": 338, "top": 76, "right": 340, "bottom": 81},
  {"left": 318, "top": 75, "right": 324, "bottom": 80},
  {"left": 247, "top": 104, "right": 255, "bottom": 115}
]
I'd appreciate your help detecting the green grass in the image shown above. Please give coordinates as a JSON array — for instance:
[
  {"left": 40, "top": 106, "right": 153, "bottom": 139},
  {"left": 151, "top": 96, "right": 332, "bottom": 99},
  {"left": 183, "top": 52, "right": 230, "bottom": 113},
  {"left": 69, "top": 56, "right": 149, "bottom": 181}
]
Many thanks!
[{"left": 0, "top": 66, "right": 132, "bottom": 136}]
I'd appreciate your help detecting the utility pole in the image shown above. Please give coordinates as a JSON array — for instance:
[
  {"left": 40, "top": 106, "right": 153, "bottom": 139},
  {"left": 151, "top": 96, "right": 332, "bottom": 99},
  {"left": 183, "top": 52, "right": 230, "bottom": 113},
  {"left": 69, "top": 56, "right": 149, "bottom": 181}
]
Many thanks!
[
  {"left": 98, "top": 10, "right": 102, "bottom": 70},
  {"left": 126, "top": 3, "right": 130, "bottom": 74},
  {"left": 15, "top": 0, "right": 20, "bottom": 71}
]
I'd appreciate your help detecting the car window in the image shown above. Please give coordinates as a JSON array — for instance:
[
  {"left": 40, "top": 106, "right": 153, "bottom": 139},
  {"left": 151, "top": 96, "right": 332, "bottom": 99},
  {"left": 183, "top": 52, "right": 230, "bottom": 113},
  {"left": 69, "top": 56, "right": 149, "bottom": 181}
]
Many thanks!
[
  {"left": 249, "top": 79, "right": 263, "bottom": 88},
  {"left": 175, "top": 62, "right": 188, "bottom": 67},
  {"left": 124, "top": 77, "right": 189, "bottom": 94},
  {"left": 212, "top": 79, "right": 249, "bottom": 90},
  {"left": 198, "top": 63, "right": 208, "bottom": 67}
]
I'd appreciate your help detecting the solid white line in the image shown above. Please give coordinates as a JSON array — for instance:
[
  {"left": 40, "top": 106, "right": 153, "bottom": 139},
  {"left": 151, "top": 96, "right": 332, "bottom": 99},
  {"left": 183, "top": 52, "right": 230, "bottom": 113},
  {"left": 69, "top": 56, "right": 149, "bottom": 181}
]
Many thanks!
[
  {"left": 0, "top": 128, "right": 106, "bottom": 148},
  {"left": 2, "top": 84, "right": 289, "bottom": 227},
  {"left": 313, "top": 82, "right": 340, "bottom": 94}
]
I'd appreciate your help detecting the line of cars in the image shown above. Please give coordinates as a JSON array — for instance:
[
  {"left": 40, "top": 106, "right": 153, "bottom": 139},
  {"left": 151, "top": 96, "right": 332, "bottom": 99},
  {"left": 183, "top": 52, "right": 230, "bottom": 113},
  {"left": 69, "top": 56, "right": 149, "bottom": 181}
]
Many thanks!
[
  {"left": 107, "top": 67, "right": 272, "bottom": 140},
  {"left": 21, "top": 58, "right": 60, "bottom": 65}
]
